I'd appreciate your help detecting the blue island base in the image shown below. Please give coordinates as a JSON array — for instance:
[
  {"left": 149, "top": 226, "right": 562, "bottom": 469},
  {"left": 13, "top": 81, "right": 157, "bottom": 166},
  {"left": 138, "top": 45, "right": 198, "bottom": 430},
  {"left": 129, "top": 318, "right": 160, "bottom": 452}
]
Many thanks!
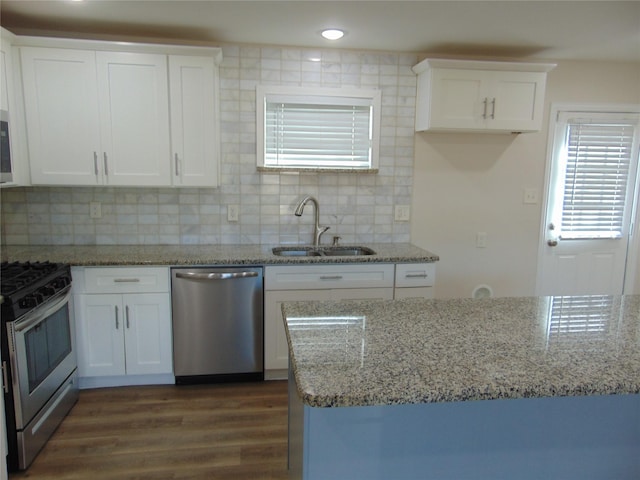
[{"left": 288, "top": 372, "right": 640, "bottom": 480}]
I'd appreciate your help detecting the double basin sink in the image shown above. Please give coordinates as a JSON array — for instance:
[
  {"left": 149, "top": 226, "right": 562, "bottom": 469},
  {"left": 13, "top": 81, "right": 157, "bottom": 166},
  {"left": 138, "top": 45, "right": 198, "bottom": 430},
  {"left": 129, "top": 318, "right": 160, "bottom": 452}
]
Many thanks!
[{"left": 272, "top": 246, "right": 376, "bottom": 257}]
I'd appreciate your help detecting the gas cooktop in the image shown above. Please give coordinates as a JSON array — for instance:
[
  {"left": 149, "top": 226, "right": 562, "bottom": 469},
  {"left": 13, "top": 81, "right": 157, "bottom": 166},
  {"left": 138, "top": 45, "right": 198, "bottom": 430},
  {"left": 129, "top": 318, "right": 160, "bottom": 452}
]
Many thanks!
[{"left": 0, "top": 261, "right": 72, "bottom": 322}]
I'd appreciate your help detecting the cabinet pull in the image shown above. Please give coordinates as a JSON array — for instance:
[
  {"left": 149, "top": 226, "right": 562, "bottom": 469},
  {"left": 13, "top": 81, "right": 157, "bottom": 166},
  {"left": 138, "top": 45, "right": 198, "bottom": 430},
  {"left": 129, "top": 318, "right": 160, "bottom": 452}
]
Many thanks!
[
  {"left": 2, "top": 361, "right": 9, "bottom": 394},
  {"left": 103, "top": 153, "right": 109, "bottom": 175},
  {"left": 115, "top": 305, "right": 119, "bottom": 329},
  {"left": 113, "top": 278, "right": 141, "bottom": 283},
  {"left": 319, "top": 275, "right": 343, "bottom": 280},
  {"left": 125, "top": 305, "right": 130, "bottom": 329},
  {"left": 482, "top": 97, "right": 488, "bottom": 119},
  {"left": 490, "top": 98, "right": 496, "bottom": 119},
  {"left": 405, "top": 273, "right": 428, "bottom": 278},
  {"left": 175, "top": 153, "right": 180, "bottom": 176},
  {"left": 93, "top": 152, "right": 99, "bottom": 175}
]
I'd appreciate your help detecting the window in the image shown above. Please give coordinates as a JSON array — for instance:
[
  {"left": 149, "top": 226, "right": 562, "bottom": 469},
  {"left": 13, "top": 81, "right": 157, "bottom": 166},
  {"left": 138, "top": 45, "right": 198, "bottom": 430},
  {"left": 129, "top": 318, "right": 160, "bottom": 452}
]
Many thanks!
[
  {"left": 548, "top": 110, "right": 640, "bottom": 240},
  {"left": 256, "top": 85, "right": 381, "bottom": 171}
]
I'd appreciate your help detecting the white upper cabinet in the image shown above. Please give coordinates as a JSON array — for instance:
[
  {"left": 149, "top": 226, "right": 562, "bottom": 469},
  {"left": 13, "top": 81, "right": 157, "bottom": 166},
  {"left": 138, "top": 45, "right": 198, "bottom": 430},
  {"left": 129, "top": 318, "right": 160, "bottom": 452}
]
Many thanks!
[
  {"left": 18, "top": 37, "right": 221, "bottom": 187},
  {"left": 96, "top": 51, "right": 171, "bottom": 186},
  {"left": 21, "top": 47, "right": 102, "bottom": 185},
  {"left": 413, "top": 59, "right": 556, "bottom": 133},
  {"left": 169, "top": 55, "right": 219, "bottom": 187}
]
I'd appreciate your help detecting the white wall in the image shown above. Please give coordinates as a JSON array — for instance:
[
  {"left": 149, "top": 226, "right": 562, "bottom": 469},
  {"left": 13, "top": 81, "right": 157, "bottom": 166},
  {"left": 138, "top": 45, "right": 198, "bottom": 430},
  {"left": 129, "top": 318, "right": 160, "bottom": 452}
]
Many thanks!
[{"left": 411, "top": 60, "right": 640, "bottom": 299}]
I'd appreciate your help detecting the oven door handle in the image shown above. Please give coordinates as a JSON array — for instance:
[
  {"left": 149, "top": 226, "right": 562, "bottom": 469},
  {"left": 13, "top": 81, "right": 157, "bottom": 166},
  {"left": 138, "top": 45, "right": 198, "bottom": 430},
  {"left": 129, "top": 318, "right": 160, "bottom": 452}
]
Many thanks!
[{"left": 14, "top": 288, "right": 72, "bottom": 333}]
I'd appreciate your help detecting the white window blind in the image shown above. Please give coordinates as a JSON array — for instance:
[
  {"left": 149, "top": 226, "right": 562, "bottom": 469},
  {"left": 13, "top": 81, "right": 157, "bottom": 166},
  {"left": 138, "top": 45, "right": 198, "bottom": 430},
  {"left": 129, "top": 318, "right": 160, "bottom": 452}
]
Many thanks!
[
  {"left": 257, "top": 86, "right": 381, "bottom": 171},
  {"left": 558, "top": 115, "right": 639, "bottom": 239}
]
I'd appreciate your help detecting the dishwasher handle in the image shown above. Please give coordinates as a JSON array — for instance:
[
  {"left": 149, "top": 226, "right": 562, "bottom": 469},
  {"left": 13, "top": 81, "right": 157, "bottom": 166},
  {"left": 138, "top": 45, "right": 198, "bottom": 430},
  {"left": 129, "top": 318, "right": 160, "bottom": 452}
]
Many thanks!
[{"left": 176, "top": 271, "right": 259, "bottom": 281}]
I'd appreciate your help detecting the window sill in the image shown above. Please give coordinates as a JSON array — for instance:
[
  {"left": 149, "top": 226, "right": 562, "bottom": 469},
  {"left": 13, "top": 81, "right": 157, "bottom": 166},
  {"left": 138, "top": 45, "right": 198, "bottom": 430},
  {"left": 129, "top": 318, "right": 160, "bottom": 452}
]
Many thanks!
[{"left": 257, "top": 166, "right": 379, "bottom": 174}]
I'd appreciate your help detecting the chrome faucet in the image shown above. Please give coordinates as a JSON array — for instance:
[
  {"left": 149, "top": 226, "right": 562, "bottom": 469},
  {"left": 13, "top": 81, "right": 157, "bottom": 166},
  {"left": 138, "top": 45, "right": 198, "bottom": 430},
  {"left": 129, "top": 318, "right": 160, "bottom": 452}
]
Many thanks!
[{"left": 294, "top": 195, "right": 330, "bottom": 246}]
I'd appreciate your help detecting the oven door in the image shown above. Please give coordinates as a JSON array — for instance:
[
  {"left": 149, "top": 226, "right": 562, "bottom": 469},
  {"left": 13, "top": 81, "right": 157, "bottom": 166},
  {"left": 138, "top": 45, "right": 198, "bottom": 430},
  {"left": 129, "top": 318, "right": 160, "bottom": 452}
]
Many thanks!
[{"left": 8, "top": 287, "right": 77, "bottom": 429}]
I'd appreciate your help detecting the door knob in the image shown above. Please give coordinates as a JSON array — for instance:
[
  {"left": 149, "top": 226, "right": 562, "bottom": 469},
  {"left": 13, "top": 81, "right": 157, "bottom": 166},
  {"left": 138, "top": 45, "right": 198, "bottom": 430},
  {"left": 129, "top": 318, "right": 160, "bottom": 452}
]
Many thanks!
[{"left": 547, "top": 239, "right": 558, "bottom": 247}]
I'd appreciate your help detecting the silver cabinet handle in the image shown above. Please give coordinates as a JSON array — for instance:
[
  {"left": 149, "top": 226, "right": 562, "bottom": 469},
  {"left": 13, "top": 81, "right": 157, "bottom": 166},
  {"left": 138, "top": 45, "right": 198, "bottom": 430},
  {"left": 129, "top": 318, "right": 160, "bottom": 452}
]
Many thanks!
[
  {"left": 93, "top": 151, "right": 99, "bottom": 175},
  {"left": 113, "top": 278, "right": 141, "bottom": 283},
  {"left": 490, "top": 98, "right": 496, "bottom": 119},
  {"left": 115, "top": 305, "right": 119, "bottom": 329},
  {"left": 176, "top": 271, "right": 259, "bottom": 281},
  {"left": 320, "top": 275, "right": 343, "bottom": 280},
  {"left": 175, "top": 153, "right": 180, "bottom": 176},
  {"left": 125, "top": 305, "right": 130, "bottom": 329},
  {"left": 2, "top": 361, "right": 9, "bottom": 394},
  {"left": 103, "top": 153, "right": 109, "bottom": 175},
  {"left": 405, "top": 273, "right": 428, "bottom": 278},
  {"left": 482, "top": 97, "right": 488, "bottom": 119}
]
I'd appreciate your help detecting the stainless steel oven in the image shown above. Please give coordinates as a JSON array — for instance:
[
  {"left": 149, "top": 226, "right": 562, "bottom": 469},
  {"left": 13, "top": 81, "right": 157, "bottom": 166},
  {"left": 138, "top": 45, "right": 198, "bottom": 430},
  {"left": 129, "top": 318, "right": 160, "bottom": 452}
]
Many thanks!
[{"left": 1, "top": 262, "right": 78, "bottom": 471}]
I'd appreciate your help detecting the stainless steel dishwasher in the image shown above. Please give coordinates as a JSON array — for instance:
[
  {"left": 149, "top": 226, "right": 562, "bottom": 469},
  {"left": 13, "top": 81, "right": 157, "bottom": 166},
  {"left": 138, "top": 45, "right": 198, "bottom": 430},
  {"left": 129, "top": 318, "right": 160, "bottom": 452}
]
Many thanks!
[{"left": 171, "top": 266, "right": 263, "bottom": 384}]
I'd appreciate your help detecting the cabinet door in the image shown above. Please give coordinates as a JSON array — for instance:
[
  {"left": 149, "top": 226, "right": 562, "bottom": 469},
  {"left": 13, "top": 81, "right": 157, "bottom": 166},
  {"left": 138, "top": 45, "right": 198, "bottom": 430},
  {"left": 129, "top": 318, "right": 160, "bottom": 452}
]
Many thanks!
[
  {"left": 122, "top": 293, "right": 172, "bottom": 375},
  {"left": 428, "top": 68, "right": 487, "bottom": 130},
  {"left": 169, "top": 55, "right": 218, "bottom": 187},
  {"left": 264, "top": 289, "right": 332, "bottom": 373},
  {"left": 75, "top": 294, "right": 125, "bottom": 377},
  {"left": 96, "top": 52, "right": 171, "bottom": 186},
  {"left": 21, "top": 47, "right": 102, "bottom": 185},
  {"left": 489, "top": 71, "right": 546, "bottom": 132}
]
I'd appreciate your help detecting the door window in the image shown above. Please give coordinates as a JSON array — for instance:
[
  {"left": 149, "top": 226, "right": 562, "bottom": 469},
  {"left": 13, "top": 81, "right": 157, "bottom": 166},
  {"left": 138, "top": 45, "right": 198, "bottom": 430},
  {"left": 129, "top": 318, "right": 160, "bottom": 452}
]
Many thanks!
[{"left": 547, "top": 111, "right": 640, "bottom": 243}]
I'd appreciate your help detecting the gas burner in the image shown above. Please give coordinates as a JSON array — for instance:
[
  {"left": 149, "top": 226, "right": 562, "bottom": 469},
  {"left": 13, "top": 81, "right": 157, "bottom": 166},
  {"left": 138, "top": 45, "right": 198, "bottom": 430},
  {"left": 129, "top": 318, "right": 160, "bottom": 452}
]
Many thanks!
[{"left": 1, "top": 261, "right": 72, "bottom": 322}]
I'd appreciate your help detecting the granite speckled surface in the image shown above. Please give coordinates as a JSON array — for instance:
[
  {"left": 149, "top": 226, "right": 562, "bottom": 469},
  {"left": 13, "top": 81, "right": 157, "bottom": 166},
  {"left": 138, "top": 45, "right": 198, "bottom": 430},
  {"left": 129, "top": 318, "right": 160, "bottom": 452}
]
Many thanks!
[
  {"left": 1, "top": 243, "right": 438, "bottom": 266},
  {"left": 282, "top": 295, "right": 640, "bottom": 408}
]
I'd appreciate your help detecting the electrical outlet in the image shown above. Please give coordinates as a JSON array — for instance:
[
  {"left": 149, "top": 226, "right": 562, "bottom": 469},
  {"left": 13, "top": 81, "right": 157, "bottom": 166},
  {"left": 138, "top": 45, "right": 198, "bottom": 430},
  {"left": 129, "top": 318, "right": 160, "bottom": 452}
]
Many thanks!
[
  {"left": 394, "top": 205, "right": 411, "bottom": 222},
  {"left": 523, "top": 188, "right": 539, "bottom": 204},
  {"left": 89, "top": 202, "right": 102, "bottom": 219},
  {"left": 476, "top": 232, "right": 487, "bottom": 248},
  {"left": 227, "top": 204, "right": 239, "bottom": 222}
]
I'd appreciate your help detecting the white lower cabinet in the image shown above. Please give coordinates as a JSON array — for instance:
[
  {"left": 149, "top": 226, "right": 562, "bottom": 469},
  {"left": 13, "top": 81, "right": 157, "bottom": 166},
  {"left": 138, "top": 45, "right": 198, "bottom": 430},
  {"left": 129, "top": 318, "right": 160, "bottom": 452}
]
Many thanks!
[
  {"left": 264, "top": 264, "right": 395, "bottom": 379},
  {"left": 72, "top": 266, "right": 173, "bottom": 387},
  {"left": 393, "top": 263, "right": 436, "bottom": 299}
]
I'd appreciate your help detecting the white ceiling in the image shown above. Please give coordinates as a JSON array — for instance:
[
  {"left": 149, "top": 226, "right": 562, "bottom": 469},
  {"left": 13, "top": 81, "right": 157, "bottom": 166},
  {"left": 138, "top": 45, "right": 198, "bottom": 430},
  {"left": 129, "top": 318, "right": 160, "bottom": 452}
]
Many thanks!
[{"left": 1, "top": 1, "right": 639, "bottom": 63}]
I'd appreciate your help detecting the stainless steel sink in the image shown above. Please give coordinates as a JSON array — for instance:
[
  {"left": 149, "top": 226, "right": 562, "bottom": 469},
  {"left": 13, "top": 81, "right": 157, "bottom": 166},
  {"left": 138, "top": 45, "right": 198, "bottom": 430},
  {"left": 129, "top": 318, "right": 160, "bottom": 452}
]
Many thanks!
[
  {"left": 272, "top": 246, "right": 376, "bottom": 257},
  {"left": 271, "top": 248, "right": 322, "bottom": 257},
  {"left": 321, "top": 247, "right": 376, "bottom": 256}
]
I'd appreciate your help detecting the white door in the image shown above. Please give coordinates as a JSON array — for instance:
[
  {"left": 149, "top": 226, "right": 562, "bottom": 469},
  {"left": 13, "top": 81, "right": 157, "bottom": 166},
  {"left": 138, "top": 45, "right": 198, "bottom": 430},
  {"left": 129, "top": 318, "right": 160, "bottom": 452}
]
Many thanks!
[
  {"left": 122, "top": 293, "right": 173, "bottom": 375},
  {"left": 537, "top": 107, "right": 640, "bottom": 296},
  {"left": 96, "top": 52, "right": 171, "bottom": 186},
  {"left": 21, "top": 47, "right": 102, "bottom": 185}
]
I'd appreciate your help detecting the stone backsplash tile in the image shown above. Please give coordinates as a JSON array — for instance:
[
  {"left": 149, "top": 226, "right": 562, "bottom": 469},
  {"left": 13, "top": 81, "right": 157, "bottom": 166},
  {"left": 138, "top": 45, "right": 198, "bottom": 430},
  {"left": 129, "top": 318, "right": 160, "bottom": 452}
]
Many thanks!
[{"left": 0, "top": 45, "right": 416, "bottom": 246}]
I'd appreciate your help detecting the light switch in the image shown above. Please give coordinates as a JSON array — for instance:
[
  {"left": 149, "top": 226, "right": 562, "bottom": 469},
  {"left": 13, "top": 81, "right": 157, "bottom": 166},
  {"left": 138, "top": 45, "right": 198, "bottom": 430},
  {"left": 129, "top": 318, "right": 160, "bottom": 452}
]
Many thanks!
[
  {"left": 227, "top": 204, "right": 239, "bottom": 222},
  {"left": 395, "top": 205, "right": 411, "bottom": 222}
]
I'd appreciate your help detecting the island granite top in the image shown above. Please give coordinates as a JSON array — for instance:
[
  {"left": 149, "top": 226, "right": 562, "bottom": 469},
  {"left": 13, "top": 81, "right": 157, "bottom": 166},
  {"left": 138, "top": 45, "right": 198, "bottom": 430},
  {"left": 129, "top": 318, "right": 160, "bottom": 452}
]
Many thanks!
[
  {"left": 1, "top": 243, "right": 438, "bottom": 266},
  {"left": 282, "top": 295, "right": 640, "bottom": 408}
]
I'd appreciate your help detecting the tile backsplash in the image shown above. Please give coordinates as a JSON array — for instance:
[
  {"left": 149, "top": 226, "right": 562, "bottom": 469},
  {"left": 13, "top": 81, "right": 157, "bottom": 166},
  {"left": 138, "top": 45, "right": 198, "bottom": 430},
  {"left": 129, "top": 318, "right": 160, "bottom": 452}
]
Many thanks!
[{"left": 0, "top": 45, "right": 417, "bottom": 246}]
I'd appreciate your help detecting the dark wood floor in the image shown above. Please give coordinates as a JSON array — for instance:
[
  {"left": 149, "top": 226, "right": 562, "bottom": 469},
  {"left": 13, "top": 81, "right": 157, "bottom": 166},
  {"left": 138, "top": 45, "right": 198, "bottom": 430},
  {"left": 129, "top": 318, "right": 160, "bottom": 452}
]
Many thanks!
[{"left": 9, "top": 381, "right": 289, "bottom": 480}]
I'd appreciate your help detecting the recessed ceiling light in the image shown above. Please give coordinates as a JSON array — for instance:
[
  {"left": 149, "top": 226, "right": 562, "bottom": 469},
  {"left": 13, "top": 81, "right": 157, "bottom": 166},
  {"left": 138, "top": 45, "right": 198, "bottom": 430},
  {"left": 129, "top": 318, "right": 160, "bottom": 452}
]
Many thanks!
[{"left": 321, "top": 29, "right": 345, "bottom": 41}]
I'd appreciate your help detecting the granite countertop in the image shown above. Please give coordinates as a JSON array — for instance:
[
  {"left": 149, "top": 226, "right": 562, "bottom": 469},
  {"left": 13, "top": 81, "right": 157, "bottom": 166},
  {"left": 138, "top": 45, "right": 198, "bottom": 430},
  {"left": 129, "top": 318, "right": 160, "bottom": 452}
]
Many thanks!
[
  {"left": 282, "top": 295, "right": 640, "bottom": 408},
  {"left": 1, "top": 243, "right": 438, "bottom": 266}
]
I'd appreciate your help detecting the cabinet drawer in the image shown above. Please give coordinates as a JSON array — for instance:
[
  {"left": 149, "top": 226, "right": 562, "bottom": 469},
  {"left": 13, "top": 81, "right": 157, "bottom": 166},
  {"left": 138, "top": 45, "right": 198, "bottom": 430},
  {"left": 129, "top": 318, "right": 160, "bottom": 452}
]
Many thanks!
[
  {"left": 265, "top": 264, "right": 394, "bottom": 290},
  {"left": 78, "top": 267, "right": 169, "bottom": 294},
  {"left": 394, "top": 263, "right": 436, "bottom": 288}
]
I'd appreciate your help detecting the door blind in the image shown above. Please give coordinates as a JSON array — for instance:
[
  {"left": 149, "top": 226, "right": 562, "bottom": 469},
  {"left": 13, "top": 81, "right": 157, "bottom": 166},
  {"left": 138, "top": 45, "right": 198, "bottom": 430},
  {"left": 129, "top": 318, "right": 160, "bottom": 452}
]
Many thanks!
[
  {"left": 560, "top": 119, "right": 637, "bottom": 239},
  {"left": 264, "top": 101, "right": 373, "bottom": 169}
]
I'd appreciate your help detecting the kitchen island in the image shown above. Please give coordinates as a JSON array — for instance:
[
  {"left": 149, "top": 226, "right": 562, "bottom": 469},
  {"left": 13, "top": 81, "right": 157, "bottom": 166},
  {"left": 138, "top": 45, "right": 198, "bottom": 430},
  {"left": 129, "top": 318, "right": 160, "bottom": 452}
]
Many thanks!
[{"left": 282, "top": 295, "right": 640, "bottom": 480}]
